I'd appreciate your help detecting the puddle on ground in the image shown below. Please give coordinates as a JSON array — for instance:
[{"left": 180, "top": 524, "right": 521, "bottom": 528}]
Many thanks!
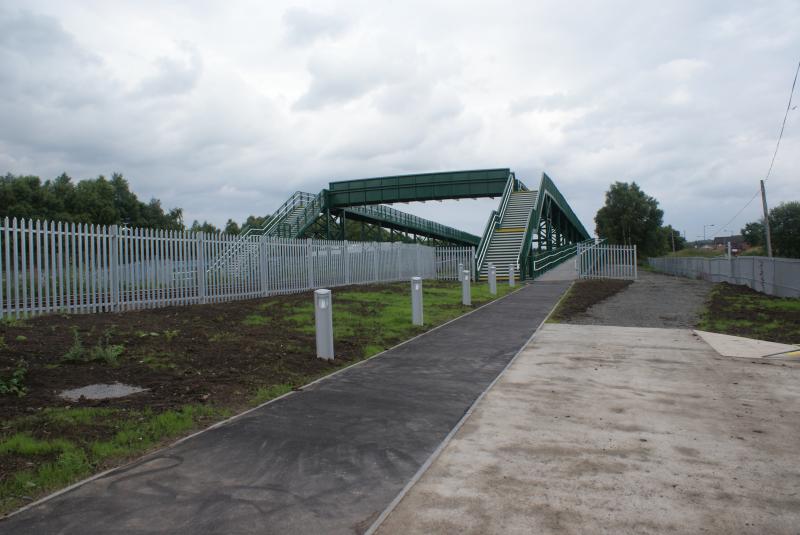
[{"left": 60, "top": 382, "right": 148, "bottom": 401}]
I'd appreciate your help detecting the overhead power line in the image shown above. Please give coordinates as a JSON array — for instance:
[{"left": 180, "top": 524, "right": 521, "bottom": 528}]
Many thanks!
[
  {"left": 711, "top": 58, "right": 800, "bottom": 239},
  {"left": 764, "top": 58, "right": 800, "bottom": 183}
]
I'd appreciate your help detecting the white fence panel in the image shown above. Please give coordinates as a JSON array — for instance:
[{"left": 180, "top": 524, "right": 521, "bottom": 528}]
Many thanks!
[
  {"left": 435, "top": 247, "right": 475, "bottom": 280},
  {"left": 648, "top": 255, "right": 800, "bottom": 298},
  {"left": 0, "top": 217, "right": 472, "bottom": 318},
  {"left": 577, "top": 242, "right": 637, "bottom": 280}
]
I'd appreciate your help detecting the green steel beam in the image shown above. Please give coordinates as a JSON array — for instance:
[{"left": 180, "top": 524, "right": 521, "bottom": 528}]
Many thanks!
[
  {"left": 327, "top": 168, "right": 514, "bottom": 208},
  {"left": 335, "top": 204, "right": 480, "bottom": 246}
]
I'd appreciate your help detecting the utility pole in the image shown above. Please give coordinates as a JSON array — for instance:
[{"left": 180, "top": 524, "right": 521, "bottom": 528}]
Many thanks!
[
  {"left": 760, "top": 180, "right": 773, "bottom": 258},
  {"left": 671, "top": 229, "right": 676, "bottom": 253}
]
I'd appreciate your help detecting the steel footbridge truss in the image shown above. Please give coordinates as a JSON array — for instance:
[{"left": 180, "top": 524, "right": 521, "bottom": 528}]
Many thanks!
[{"left": 213, "top": 169, "right": 590, "bottom": 279}]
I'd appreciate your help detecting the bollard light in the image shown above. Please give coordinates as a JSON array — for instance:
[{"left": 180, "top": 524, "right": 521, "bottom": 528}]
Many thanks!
[
  {"left": 508, "top": 264, "right": 516, "bottom": 287},
  {"left": 458, "top": 262, "right": 464, "bottom": 282},
  {"left": 314, "top": 289, "right": 334, "bottom": 360},
  {"left": 488, "top": 263, "right": 497, "bottom": 295},
  {"left": 411, "top": 277, "right": 423, "bottom": 326},
  {"left": 462, "top": 269, "right": 471, "bottom": 306}
]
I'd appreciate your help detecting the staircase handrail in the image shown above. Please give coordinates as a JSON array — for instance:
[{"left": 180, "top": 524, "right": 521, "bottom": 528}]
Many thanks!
[
  {"left": 475, "top": 210, "right": 498, "bottom": 272},
  {"left": 475, "top": 173, "right": 517, "bottom": 273},
  {"left": 495, "top": 172, "right": 517, "bottom": 229},
  {"left": 344, "top": 203, "right": 479, "bottom": 245},
  {"left": 207, "top": 190, "right": 317, "bottom": 272}
]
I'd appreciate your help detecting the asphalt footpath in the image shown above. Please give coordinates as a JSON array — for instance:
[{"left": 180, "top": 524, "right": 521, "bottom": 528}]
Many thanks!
[{"left": 0, "top": 281, "right": 570, "bottom": 535}]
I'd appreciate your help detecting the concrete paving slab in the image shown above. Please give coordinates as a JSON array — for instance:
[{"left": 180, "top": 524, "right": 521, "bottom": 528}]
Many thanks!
[
  {"left": 0, "top": 281, "right": 569, "bottom": 535},
  {"left": 694, "top": 330, "right": 800, "bottom": 359},
  {"left": 375, "top": 323, "right": 800, "bottom": 535}
]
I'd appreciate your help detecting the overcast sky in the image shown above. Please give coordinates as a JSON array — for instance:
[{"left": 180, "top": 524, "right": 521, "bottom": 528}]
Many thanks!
[{"left": 1, "top": 0, "right": 798, "bottom": 240}]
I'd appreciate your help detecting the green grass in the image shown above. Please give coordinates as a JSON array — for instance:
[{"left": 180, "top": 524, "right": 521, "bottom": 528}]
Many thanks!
[
  {"left": 739, "top": 246, "right": 765, "bottom": 257},
  {"left": 251, "top": 383, "right": 293, "bottom": 404},
  {"left": 208, "top": 331, "right": 241, "bottom": 343},
  {"left": 0, "top": 405, "right": 228, "bottom": 513},
  {"left": 698, "top": 283, "right": 800, "bottom": 344},
  {"left": 284, "top": 282, "right": 513, "bottom": 356},
  {"left": 667, "top": 248, "right": 725, "bottom": 258},
  {"left": 242, "top": 314, "right": 270, "bottom": 326}
]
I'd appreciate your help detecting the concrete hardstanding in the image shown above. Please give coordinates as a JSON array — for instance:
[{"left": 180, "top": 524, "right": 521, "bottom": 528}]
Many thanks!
[
  {"left": 375, "top": 324, "right": 800, "bottom": 534},
  {"left": 0, "top": 282, "right": 570, "bottom": 535}
]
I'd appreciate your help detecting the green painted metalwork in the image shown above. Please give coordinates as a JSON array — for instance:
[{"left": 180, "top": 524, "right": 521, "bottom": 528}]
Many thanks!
[
  {"left": 475, "top": 174, "right": 519, "bottom": 273},
  {"left": 338, "top": 204, "right": 479, "bottom": 246},
  {"left": 519, "top": 173, "right": 591, "bottom": 278},
  {"left": 327, "top": 168, "right": 514, "bottom": 207},
  {"left": 218, "top": 168, "right": 589, "bottom": 274}
]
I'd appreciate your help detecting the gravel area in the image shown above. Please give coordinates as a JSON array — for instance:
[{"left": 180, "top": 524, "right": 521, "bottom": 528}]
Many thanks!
[{"left": 568, "top": 270, "right": 712, "bottom": 328}]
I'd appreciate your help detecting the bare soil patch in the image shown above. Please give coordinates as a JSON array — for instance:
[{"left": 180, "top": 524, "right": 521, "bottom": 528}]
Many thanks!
[{"left": 549, "top": 279, "right": 632, "bottom": 322}]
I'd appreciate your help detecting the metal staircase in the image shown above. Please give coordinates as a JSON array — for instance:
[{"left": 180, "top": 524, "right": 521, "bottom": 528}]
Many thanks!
[
  {"left": 207, "top": 191, "right": 324, "bottom": 272},
  {"left": 478, "top": 190, "right": 538, "bottom": 279}
]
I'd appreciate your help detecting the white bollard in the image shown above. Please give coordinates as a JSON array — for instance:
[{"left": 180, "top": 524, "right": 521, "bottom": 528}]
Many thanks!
[
  {"left": 314, "top": 289, "right": 334, "bottom": 360},
  {"left": 458, "top": 262, "right": 464, "bottom": 282},
  {"left": 411, "top": 276, "right": 423, "bottom": 326},
  {"left": 462, "top": 270, "right": 471, "bottom": 305},
  {"left": 488, "top": 263, "right": 497, "bottom": 295},
  {"left": 508, "top": 264, "right": 516, "bottom": 287}
]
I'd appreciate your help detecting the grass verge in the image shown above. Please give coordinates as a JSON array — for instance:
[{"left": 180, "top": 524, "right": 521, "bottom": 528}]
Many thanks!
[{"left": 697, "top": 282, "right": 800, "bottom": 344}]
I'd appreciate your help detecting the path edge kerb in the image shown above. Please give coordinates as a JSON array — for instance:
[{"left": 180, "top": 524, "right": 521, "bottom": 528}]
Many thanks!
[
  {"left": 363, "top": 280, "right": 574, "bottom": 535},
  {"left": 1, "top": 284, "right": 526, "bottom": 521}
]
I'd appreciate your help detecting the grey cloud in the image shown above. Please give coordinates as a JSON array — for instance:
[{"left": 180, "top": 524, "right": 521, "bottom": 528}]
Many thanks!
[
  {"left": 293, "top": 52, "right": 406, "bottom": 110},
  {"left": 283, "top": 7, "right": 348, "bottom": 46},
  {"left": 134, "top": 44, "right": 203, "bottom": 99},
  {"left": 509, "top": 93, "right": 583, "bottom": 115}
]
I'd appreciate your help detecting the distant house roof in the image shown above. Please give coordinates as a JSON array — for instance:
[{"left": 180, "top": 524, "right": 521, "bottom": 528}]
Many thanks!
[{"left": 713, "top": 235, "right": 745, "bottom": 246}]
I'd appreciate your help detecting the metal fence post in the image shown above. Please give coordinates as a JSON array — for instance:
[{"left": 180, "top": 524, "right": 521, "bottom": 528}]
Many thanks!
[
  {"left": 314, "top": 289, "right": 334, "bottom": 360},
  {"left": 373, "top": 244, "right": 380, "bottom": 282},
  {"left": 458, "top": 262, "right": 464, "bottom": 282},
  {"left": 197, "top": 232, "right": 207, "bottom": 304},
  {"left": 306, "top": 238, "right": 315, "bottom": 289},
  {"left": 411, "top": 276, "right": 423, "bottom": 325},
  {"left": 462, "top": 269, "right": 471, "bottom": 305},
  {"left": 471, "top": 247, "right": 476, "bottom": 282},
  {"left": 396, "top": 242, "right": 402, "bottom": 280},
  {"left": 508, "top": 264, "right": 516, "bottom": 287},
  {"left": 259, "top": 237, "right": 269, "bottom": 296},
  {"left": 488, "top": 263, "right": 497, "bottom": 295},
  {"left": 109, "top": 224, "right": 119, "bottom": 311},
  {"left": 344, "top": 241, "right": 350, "bottom": 285}
]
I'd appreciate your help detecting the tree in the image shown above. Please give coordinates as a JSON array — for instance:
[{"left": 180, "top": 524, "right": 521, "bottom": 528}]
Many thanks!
[
  {"left": 595, "top": 181, "right": 665, "bottom": 257},
  {"left": 741, "top": 221, "right": 764, "bottom": 247},
  {"left": 660, "top": 225, "right": 686, "bottom": 252},
  {"left": 0, "top": 173, "right": 185, "bottom": 230},
  {"left": 770, "top": 201, "right": 800, "bottom": 258},
  {"left": 190, "top": 220, "right": 220, "bottom": 233},
  {"left": 224, "top": 219, "right": 241, "bottom": 235}
]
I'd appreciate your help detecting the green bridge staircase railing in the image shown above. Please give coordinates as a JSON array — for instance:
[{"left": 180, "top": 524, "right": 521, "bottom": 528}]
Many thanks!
[
  {"left": 475, "top": 173, "right": 520, "bottom": 273},
  {"left": 518, "top": 173, "right": 592, "bottom": 279}
]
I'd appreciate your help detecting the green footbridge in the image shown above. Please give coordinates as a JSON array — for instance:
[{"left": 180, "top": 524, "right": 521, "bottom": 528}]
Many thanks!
[{"left": 221, "top": 168, "right": 591, "bottom": 280}]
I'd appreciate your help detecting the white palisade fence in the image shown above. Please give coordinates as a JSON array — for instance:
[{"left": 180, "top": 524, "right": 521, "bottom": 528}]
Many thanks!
[
  {"left": 576, "top": 241, "right": 637, "bottom": 280},
  {"left": 435, "top": 246, "right": 476, "bottom": 280},
  {"left": 0, "top": 217, "right": 472, "bottom": 318}
]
